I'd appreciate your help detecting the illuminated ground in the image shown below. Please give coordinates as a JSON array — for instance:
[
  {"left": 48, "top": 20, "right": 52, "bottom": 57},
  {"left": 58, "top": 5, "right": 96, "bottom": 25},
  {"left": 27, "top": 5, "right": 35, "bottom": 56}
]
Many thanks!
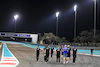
[{"left": 6, "top": 44, "right": 100, "bottom": 67}]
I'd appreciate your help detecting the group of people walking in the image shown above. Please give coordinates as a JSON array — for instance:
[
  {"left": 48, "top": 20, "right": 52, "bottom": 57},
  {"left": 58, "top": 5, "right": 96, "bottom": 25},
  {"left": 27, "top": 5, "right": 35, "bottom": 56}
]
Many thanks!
[{"left": 35, "top": 44, "right": 77, "bottom": 64}]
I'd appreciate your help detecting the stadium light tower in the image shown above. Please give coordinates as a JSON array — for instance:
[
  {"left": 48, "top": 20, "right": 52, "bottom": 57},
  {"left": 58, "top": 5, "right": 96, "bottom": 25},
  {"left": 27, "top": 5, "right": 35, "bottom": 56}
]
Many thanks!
[
  {"left": 14, "top": 15, "right": 18, "bottom": 33},
  {"left": 74, "top": 5, "right": 77, "bottom": 43},
  {"left": 56, "top": 12, "right": 59, "bottom": 36},
  {"left": 94, "top": 0, "right": 96, "bottom": 40}
]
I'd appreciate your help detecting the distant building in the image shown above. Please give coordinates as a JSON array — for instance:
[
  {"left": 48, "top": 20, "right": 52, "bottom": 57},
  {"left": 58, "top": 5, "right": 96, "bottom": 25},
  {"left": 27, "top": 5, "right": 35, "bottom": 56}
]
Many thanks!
[{"left": 0, "top": 32, "right": 38, "bottom": 44}]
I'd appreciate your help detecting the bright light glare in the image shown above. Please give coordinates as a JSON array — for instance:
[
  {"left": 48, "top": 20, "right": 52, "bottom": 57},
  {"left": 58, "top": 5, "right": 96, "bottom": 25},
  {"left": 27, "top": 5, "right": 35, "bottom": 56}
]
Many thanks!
[
  {"left": 14, "top": 15, "right": 18, "bottom": 20},
  {"left": 56, "top": 12, "right": 59, "bottom": 17},
  {"left": 74, "top": 5, "right": 77, "bottom": 11}
]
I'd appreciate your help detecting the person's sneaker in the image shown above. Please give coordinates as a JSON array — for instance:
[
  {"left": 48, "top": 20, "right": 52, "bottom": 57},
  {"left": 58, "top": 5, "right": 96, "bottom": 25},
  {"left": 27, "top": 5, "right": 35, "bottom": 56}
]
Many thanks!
[
  {"left": 66, "top": 61, "right": 68, "bottom": 64},
  {"left": 73, "top": 63, "right": 75, "bottom": 64},
  {"left": 63, "top": 62, "right": 65, "bottom": 64}
]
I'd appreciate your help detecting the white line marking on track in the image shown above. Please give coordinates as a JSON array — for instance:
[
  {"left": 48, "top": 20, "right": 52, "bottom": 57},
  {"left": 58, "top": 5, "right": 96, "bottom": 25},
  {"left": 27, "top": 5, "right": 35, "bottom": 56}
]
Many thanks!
[{"left": 0, "top": 43, "right": 19, "bottom": 67}]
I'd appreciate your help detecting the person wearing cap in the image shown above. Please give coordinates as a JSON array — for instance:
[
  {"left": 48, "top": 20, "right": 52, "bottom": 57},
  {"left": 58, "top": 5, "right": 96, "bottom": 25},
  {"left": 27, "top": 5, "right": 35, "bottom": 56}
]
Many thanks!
[
  {"left": 67, "top": 45, "right": 71, "bottom": 63},
  {"left": 63, "top": 45, "right": 68, "bottom": 64},
  {"left": 73, "top": 45, "right": 77, "bottom": 63}
]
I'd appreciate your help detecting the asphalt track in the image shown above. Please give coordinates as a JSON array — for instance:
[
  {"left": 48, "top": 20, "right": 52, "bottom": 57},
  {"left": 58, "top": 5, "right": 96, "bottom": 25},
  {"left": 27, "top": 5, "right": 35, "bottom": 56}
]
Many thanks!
[{"left": 6, "top": 43, "right": 100, "bottom": 67}]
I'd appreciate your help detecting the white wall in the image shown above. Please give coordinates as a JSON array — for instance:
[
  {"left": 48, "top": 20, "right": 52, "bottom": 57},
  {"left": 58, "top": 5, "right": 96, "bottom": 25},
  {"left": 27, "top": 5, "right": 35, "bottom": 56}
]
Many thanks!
[
  {"left": 0, "top": 32, "right": 38, "bottom": 44},
  {"left": 31, "top": 34, "right": 38, "bottom": 44}
]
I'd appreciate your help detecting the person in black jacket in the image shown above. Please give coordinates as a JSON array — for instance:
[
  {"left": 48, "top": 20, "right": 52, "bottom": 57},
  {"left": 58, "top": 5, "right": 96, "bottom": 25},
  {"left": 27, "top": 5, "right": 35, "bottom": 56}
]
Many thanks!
[
  {"left": 67, "top": 45, "right": 71, "bottom": 63},
  {"left": 46, "top": 45, "right": 50, "bottom": 62},
  {"left": 91, "top": 47, "right": 94, "bottom": 55},
  {"left": 43, "top": 45, "right": 47, "bottom": 62},
  {"left": 36, "top": 45, "right": 40, "bottom": 61},
  {"left": 51, "top": 45, "right": 54, "bottom": 57},
  {"left": 56, "top": 46, "right": 61, "bottom": 63},
  {"left": 61, "top": 45, "right": 64, "bottom": 58},
  {"left": 73, "top": 45, "right": 77, "bottom": 63}
]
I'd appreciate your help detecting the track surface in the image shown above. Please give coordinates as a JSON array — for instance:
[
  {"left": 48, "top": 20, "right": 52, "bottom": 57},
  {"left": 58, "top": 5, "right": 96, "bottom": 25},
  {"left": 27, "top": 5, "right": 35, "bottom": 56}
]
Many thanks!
[{"left": 7, "top": 44, "right": 100, "bottom": 67}]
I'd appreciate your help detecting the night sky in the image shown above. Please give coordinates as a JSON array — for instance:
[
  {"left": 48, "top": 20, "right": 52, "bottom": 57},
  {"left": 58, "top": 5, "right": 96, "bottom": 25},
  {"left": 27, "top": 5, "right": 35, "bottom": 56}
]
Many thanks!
[{"left": 0, "top": 0, "right": 100, "bottom": 41}]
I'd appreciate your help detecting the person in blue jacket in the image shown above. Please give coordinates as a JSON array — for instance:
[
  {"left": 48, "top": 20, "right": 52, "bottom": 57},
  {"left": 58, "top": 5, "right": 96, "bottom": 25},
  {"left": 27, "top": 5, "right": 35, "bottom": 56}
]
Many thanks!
[{"left": 63, "top": 45, "right": 68, "bottom": 64}]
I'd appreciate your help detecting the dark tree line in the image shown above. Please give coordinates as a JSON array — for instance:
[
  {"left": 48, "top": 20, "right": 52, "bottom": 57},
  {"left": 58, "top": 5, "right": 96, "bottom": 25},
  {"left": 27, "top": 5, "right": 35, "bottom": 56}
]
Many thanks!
[
  {"left": 75, "top": 29, "right": 100, "bottom": 43},
  {"left": 38, "top": 33, "right": 68, "bottom": 45}
]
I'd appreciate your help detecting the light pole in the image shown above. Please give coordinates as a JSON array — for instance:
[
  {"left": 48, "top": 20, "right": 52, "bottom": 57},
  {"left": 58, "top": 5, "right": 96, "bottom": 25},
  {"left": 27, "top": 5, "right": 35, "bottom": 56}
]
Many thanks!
[
  {"left": 74, "top": 5, "right": 77, "bottom": 43},
  {"left": 56, "top": 12, "right": 59, "bottom": 36},
  {"left": 14, "top": 15, "right": 18, "bottom": 33},
  {"left": 94, "top": 0, "right": 96, "bottom": 40}
]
